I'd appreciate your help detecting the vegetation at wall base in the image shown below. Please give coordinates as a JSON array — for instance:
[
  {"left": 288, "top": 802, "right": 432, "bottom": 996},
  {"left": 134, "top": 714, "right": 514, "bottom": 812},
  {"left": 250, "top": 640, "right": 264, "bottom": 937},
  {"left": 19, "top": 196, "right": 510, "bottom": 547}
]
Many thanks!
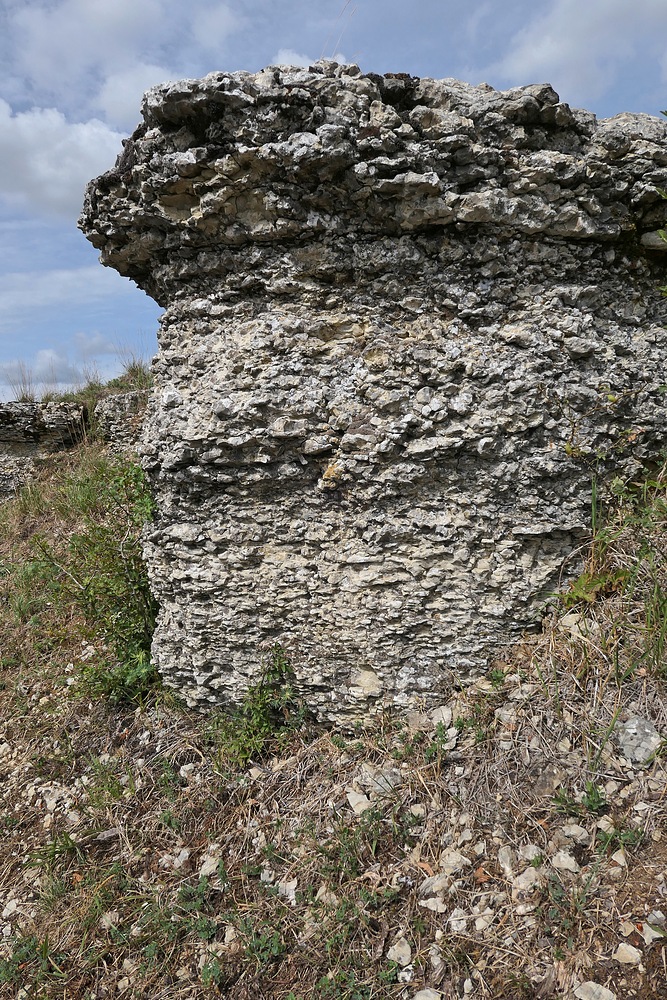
[{"left": 0, "top": 443, "right": 666, "bottom": 997}]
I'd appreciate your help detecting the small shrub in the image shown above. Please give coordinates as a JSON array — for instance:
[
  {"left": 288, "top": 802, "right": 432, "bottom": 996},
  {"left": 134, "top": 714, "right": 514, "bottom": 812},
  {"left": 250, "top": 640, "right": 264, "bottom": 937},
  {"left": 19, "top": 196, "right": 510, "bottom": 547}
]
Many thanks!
[
  {"left": 0, "top": 448, "right": 159, "bottom": 704},
  {"left": 32, "top": 457, "right": 159, "bottom": 702},
  {"left": 208, "top": 645, "right": 308, "bottom": 770},
  {"left": 560, "top": 464, "right": 667, "bottom": 681}
]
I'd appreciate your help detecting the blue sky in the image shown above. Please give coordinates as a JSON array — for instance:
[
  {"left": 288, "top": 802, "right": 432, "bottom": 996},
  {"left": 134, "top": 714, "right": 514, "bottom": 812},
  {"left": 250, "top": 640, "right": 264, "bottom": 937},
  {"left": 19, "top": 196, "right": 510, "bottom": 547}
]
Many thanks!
[{"left": 2, "top": 0, "right": 667, "bottom": 396}]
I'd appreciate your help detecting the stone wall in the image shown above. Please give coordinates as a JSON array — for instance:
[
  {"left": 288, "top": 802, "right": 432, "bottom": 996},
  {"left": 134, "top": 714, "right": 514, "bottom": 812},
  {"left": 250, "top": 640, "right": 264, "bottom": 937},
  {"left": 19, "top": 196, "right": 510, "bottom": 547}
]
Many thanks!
[
  {"left": 0, "top": 394, "right": 148, "bottom": 500},
  {"left": 93, "top": 391, "right": 150, "bottom": 453},
  {"left": 0, "top": 402, "right": 86, "bottom": 499},
  {"left": 80, "top": 63, "right": 667, "bottom": 722}
]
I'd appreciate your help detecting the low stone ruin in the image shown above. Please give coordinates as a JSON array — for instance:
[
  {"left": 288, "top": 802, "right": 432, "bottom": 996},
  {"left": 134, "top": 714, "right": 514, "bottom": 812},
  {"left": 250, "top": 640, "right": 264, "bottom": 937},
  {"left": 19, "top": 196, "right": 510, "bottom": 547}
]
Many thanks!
[
  {"left": 0, "top": 402, "right": 86, "bottom": 499},
  {"left": 94, "top": 391, "right": 150, "bottom": 453},
  {"left": 80, "top": 63, "right": 667, "bottom": 722},
  {"left": 0, "top": 394, "right": 149, "bottom": 500}
]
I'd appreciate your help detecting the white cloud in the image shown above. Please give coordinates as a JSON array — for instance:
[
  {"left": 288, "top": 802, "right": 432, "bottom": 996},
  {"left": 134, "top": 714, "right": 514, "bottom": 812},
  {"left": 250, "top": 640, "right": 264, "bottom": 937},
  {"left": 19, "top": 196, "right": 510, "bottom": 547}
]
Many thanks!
[
  {"left": 10, "top": 0, "right": 162, "bottom": 98},
  {"left": 190, "top": 5, "right": 244, "bottom": 55},
  {"left": 271, "top": 47, "right": 349, "bottom": 68},
  {"left": 0, "top": 350, "right": 83, "bottom": 394},
  {"left": 71, "top": 331, "right": 119, "bottom": 359},
  {"left": 491, "top": 0, "right": 667, "bottom": 105},
  {"left": 0, "top": 266, "right": 137, "bottom": 332},
  {"left": 272, "top": 48, "right": 315, "bottom": 67},
  {"left": 0, "top": 101, "right": 123, "bottom": 216},
  {"left": 95, "top": 63, "right": 175, "bottom": 131},
  {"left": 32, "top": 349, "right": 83, "bottom": 384},
  {"left": 6, "top": 0, "right": 243, "bottom": 122}
]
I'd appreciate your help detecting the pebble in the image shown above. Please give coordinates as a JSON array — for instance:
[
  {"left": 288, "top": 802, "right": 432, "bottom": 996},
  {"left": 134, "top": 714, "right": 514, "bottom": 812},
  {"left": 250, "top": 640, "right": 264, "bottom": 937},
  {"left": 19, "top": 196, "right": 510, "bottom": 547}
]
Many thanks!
[
  {"left": 397, "top": 965, "right": 414, "bottom": 984},
  {"left": 518, "top": 843, "right": 542, "bottom": 861},
  {"left": 419, "top": 898, "right": 446, "bottom": 913},
  {"left": 387, "top": 937, "right": 412, "bottom": 966},
  {"left": 612, "top": 942, "right": 642, "bottom": 964},
  {"left": 512, "top": 867, "right": 543, "bottom": 900},
  {"left": 560, "top": 823, "right": 591, "bottom": 845},
  {"left": 497, "top": 845, "right": 514, "bottom": 876},
  {"left": 346, "top": 789, "right": 372, "bottom": 814},
  {"left": 430, "top": 706, "right": 452, "bottom": 728},
  {"left": 551, "top": 850, "right": 580, "bottom": 873},
  {"left": 199, "top": 855, "right": 220, "bottom": 877},
  {"left": 448, "top": 907, "right": 467, "bottom": 933},
  {"left": 574, "top": 984, "right": 617, "bottom": 1000},
  {"left": 438, "top": 849, "right": 471, "bottom": 875},
  {"left": 277, "top": 879, "right": 297, "bottom": 905},
  {"left": 597, "top": 816, "right": 616, "bottom": 834},
  {"left": 615, "top": 716, "right": 662, "bottom": 765}
]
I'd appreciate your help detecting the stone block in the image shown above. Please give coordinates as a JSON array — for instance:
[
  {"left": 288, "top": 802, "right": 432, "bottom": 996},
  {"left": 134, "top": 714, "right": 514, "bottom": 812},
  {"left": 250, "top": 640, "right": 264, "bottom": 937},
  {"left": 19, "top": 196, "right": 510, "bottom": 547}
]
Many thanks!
[{"left": 80, "top": 64, "right": 667, "bottom": 721}]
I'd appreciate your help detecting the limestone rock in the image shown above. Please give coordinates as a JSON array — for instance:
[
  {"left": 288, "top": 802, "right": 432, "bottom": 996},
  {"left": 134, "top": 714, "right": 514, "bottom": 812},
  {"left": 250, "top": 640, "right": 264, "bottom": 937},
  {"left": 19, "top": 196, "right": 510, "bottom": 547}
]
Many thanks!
[
  {"left": 387, "top": 936, "right": 412, "bottom": 966},
  {"left": 574, "top": 984, "right": 616, "bottom": 1000},
  {"left": 94, "top": 391, "right": 149, "bottom": 453},
  {"left": 615, "top": 716, "right": 663, "bottom": 765},
  {"left": 612, "top": 942, "right": 642, "bottom": 964},
  {"left": 79, "top": 63, "right": 667, "bottom": 721},
  {"left": 0, "top": 402, "right": 86, "bottom": 500},
  {"left": 0, "top": 402, "right": 86, "bottom": 457}
]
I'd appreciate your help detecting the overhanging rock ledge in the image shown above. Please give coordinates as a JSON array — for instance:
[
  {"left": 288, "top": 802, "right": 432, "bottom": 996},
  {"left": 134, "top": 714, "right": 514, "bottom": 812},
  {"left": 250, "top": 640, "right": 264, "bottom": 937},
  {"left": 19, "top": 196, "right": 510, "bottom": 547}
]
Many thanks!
[{"left": 80, "top": 62, "right": 667, "bottom": 722}]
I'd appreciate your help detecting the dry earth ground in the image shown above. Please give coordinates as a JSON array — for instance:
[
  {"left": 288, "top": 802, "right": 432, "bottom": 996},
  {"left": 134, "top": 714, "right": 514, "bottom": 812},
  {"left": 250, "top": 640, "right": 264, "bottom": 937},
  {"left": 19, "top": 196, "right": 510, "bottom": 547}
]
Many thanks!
[{"left": 0, "top": 445, "right": 666, "bottom": 1000}]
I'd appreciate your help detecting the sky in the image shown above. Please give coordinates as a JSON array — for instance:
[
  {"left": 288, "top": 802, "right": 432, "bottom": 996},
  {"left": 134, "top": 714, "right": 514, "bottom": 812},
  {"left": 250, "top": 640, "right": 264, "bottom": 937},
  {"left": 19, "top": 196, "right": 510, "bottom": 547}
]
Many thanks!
[{"left": 2, "top": 0, "right": 667, "bottom": 397}]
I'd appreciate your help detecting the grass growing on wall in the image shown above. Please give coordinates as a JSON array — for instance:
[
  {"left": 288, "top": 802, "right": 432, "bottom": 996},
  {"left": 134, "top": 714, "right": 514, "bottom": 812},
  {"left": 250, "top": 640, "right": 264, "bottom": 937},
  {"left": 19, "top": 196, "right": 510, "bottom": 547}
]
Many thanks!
[{"left": 4, "top": 354, "right": 152, "bottom": 414}]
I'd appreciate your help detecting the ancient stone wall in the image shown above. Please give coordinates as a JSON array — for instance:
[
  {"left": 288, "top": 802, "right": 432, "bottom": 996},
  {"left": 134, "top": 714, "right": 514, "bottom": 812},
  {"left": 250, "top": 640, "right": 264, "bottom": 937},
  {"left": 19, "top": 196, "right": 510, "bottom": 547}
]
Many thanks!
[
  {"left": 80, "top": 63, "right": 667, "bottom": 722},
  {"left": 93, "top": 391, "right": 149, "bottom": 453},
  {"left": 0, "top": 394, "right": 148, "bottom": 500},
  {"left": 0, "top": 402, "right": 86, "bottom": 499}
]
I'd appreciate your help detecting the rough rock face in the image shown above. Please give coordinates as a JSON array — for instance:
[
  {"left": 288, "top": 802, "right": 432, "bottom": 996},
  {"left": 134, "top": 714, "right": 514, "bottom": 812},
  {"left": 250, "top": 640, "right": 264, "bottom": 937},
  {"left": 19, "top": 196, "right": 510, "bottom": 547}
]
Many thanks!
[
  {"left": 80, "top": 63, "right": 667, "bottom": 721},
  {"left": 94, "top": 391, "right": 149, "bottom": 453},
  {"left": 0, "top": 403, "right": 86, "bottom": 499}
]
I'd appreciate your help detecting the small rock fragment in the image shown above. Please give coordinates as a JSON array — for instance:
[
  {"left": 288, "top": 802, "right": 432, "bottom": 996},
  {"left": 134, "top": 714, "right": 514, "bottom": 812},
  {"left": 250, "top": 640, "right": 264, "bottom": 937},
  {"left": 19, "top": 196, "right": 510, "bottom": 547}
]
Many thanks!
[
  {"left": 561, "top": 823, "right": 591, "bottom": 845},
  {"left": 199, "top": 856, "right": 220, "bottom": 877},
  {"left": 574, "top": 983, "right": 617, "bottom": 1000},
  {"left": 612, "top": 942, "right": 642, "bottom": 964},
  {"left": 512, "top": 866, "right": 543, "bottom": 901},
  {"left": 497, "top": 845, "right": 514, "bottom": 876},
  {"left": 448, "top": 908, "right": 467, "bottom": 933},
  {"left": 387, "top": 937, "right": 412, "bottom": 966},
  {"left": 439, "top": 849, "right": 472, "bottom": 875},
  {"left": 551, "top": 850, "right": 580, "bottom": 873},
  {"left": 430, "top": 706, "right": 452, "bottom": 728},
  {"left": 419, "top": 897, "right": 447, "bottom": 913},
  {"left": 346, "top": 789, "right": 372, "bottom": 814},
  {"left": 615, "top": 716, "right": 662, "bottom": 765},
  {"left": 277, "top": 879, "right": 297, "bottom": 905}
]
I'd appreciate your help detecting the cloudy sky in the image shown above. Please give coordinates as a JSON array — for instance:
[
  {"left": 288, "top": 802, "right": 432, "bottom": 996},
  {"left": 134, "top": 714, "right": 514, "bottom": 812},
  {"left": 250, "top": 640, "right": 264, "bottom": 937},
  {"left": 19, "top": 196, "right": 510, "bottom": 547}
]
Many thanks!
[{"left": 2, "top": 0, "right": 667, "bottom": 397}]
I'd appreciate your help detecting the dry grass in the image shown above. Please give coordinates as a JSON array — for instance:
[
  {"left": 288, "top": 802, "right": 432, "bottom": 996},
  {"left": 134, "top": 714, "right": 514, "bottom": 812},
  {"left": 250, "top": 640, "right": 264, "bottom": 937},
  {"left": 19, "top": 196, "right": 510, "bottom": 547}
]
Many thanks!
[{"left": 0, "top": 447, "right": 666, "bottom": 999}]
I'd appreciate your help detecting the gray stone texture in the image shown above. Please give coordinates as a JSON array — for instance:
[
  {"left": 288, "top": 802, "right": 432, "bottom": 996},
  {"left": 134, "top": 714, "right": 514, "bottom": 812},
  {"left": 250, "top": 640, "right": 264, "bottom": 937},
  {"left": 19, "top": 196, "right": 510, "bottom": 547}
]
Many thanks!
[
  {"left": 94, "top": 391, "right": 149, "bottom": 453},
  {"left": 80, "top": 63, "right": 667, "bottom": 721},
  {"left": 0, "top": 402, "right": 86, "bottom": 500},
  {"left": 615, "top": 716, "right": 663, "bottom": 765}
]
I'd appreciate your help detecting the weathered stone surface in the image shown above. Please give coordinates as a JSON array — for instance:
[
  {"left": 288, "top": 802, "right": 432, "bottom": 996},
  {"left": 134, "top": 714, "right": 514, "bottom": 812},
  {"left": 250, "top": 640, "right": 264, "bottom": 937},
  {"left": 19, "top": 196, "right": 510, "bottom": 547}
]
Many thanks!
[
  {"left": 0, "top": 403, "right": 86, "bottom": 457},
  {"left": 0, "top": 403, "right": 86, "bottom": 500},
  {"left": 94, "top": 391, "right": 149, "bottom": 454},
  {"left": 615, "top": 716, "right": 663, "bottom": 765},
  {"left": 80, "top": 63, "right": 667, "bottom": 721}
]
